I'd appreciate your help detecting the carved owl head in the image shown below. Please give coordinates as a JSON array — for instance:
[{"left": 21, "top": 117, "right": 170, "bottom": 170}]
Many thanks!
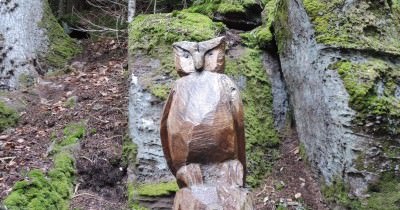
[{"left": 173, "top": 37, "right": 226, "bottom": 77}]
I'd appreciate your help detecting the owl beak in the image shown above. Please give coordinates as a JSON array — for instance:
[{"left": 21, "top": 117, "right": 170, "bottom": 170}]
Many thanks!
[{"left": 193, "top": 52, "right": 204, "bottom": 72}]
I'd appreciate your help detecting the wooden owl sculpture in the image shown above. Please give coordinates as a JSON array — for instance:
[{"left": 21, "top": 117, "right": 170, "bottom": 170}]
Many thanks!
[{"left": 160, "top": 37, "right": 246, "bottom": 187}]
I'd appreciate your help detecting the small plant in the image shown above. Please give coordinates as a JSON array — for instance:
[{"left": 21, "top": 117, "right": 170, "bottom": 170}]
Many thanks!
[
  {"left": 299, "top": 143, "right": 308, "bottom": 162},
  {"left": 122, "top": 135, "right": 138, "bottom": 167},
  {"left": 64, "top": 96, "right": 77, "bottom": 109},
  {"left": 0, "top": 101, "right": 19, "bottom": 132}
]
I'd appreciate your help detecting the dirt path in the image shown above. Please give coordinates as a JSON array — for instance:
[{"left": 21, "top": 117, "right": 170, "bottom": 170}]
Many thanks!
[
  {"left": 253, "top": 129, "right": 328, "bottom": 210},
  {"left": 0, "top": 38, "right": 129, "bottom": 209}
]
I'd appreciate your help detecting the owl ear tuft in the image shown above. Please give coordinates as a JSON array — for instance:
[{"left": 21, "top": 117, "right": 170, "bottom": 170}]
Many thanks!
[
  {"left": 172, "top": 42, "right": 196, "bottom": 77},
  {"left": 201, "top": 37, "right": 226, "bottom": 74}
]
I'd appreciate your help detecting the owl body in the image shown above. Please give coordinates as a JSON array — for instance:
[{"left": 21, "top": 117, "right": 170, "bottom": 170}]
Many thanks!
[
  {"left": 166, "top": 71, "right": 238, "bottom": 173},
  {"left": 160, "top": 37, "right": 246, "bottom": 178}
]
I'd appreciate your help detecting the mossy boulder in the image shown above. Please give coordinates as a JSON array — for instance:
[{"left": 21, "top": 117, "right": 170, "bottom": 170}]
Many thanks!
[
  {"left": 330, "top": 59, "right": 400, "bottom": 136},
  {"left": 303, "top": 0, "right": 400, "bottom": 55},
  {"left": 129, "top": 11, "right": 225, "bottom": 99},
  {"left": 272, "top": 0, "right": 400, "bottom": 207},
  {"left": 241, "top": 0, "right": 281, "bottom": 48},
  {"left": 187, "top": 0, "right": 263, "bottom": 30}
]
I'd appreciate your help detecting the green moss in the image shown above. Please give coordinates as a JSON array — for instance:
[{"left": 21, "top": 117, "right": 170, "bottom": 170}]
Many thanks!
[
  {"left": 3, "top": 122, "right": 85, "bottom": 209},
  {"left": 126, "top": 183, "right": 149, "bottom": 210},
  {"left": 323, "top": 173, "right": 400, "bottom": 209},
  {"left": 276, "top": 205, "right": 289, "bottom": 210},
  {"left": 365, "top": 172, "right": 400, "bottom": 210},
  {"left": 273, "top": 0, "right": 290, "bottom": 53},
  {"left": 0, "top": 101, "right": 19, "bottom": 132},
  {"left": 122, "top": 135, "right": 138, "bottom": 167},
  {"left": 328, "top": 58, "right": 400, "bottom": 208},
  {"left": 4, "top": 153, "right": 75, "bottom": 210},
  {"left": 330, "top": 59, "right": 400, "bottom": 136},
  {"left": 40, "top": 0, "right": 81, "bottom": 69},
  {"left": 18, "top": 74, "right": 35, "bottom": 88},
  {"left": 322, "top": 178, "right": 362, "bottom": 209},
  {"left": 225, "top": 48, "right": 279, "bottom": 187},
  {"left": 241, "top": 0, "right": 280, "bottom": 48},
  {"left": 129, "top": 12, "right": 224, "bottom": 55},
  {"left": 303, "top": 0, "right": 400, "bottom": 55},
  {"left": 59, "top": 122, "right": 86, "bottom": 147},
  {"left": 129, "top": 11, "right": 224, "bottom": 99},
  {"left": 187, "top": 0, "right": 258, "bottom": 16},
  {"left": 136, "top": 181, "right": 179, "bottom": 197},
  {"left": 149, "top": 84, "right": 171, "bottom": 101}
]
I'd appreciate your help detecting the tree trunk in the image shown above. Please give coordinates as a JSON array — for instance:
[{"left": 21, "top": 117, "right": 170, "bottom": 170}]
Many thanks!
[
  {"left": 128, "top": 0, "right": 136, "bottom": 22},
  {"left": 0, "top": 0, "right": 79, "bottom": 90}
]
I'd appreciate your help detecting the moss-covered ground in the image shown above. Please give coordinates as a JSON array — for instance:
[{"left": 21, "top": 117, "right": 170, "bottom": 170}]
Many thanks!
[
  {"left": 3, "top": 123, "right": 86, "bottom": 210},
  {"left": 303, "top": 0, "right": 400, "bottom": 55},
  {"left": 40, "top": 0, "right": 81, "bottom": 69},
  {"left": 225, "top": 48, "right": 279, "bottom": 187},
  {"left": 0, "top": 101, "right": 19, "bottom": 132}
]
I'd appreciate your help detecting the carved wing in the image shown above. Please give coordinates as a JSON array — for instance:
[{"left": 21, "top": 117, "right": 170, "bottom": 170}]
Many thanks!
[
  {"left": 160, "top": 86, "right": 177, "bottom": 175},
  {"left": 232, "top": 86, "right": 246, "bottom": 181},
  {"left": 222, "top": 75, "right": 246, "bottom": 180}
]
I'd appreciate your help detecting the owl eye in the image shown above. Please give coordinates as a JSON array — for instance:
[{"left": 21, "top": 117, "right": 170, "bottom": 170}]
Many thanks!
[
  {"left": 207, "top": 52, "right": 213, "bottom": 56},
  {"left": 183, "top": 52, "right": 190, "bottom": 58}
]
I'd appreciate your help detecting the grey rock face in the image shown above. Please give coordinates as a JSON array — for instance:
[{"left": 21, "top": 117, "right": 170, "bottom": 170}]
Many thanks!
[
  {"left": 275, "top": 0, "right": 373, "bottom": 195},
  {"left": 128, "top": 54, "right": 175, "bottom": 183},
  {"left": 262, "top": 52, "right": 289, "bottom": 132}
]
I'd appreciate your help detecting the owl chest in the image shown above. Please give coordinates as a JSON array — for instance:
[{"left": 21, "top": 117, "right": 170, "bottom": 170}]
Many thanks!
[{"left": 167, "top": 76, "right": 235, "bottom": 139}]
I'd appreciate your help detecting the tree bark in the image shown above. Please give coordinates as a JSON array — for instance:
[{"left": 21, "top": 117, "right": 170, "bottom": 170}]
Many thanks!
[
  {"left": 0, "top": 0, "right": 77, "bottom": 90},
  {"left": 0, "top": 0, "right": 48, "bottom": 89},
  {"left": 127, "top": 0, "right": 135, "bottom": 22}
]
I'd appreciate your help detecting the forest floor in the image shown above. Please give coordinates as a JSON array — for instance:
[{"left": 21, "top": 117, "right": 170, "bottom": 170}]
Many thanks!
[
  {"left": 0, "top": 37, "right": 328, "bottom": 209},
  {"left": 253, "top": 129, "right": 328, "bottom": 210},
  {"left": 0, "top": 38, "right": 129, "bottom": 209}
]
